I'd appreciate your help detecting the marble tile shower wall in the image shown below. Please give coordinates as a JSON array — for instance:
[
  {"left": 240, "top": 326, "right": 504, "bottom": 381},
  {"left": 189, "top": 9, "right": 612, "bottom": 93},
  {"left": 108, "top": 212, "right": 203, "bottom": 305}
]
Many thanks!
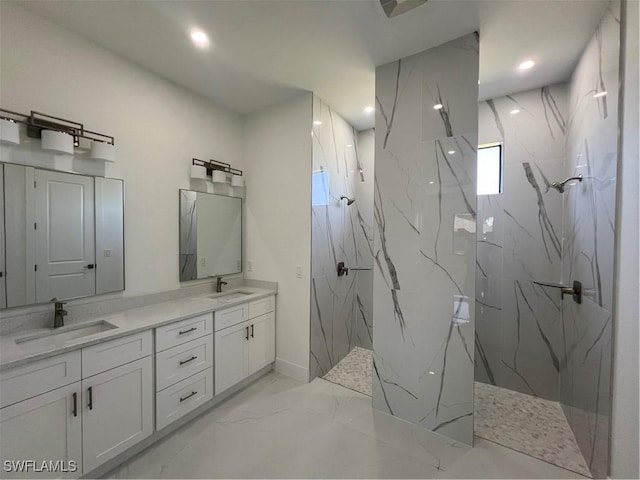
[
  {"left": 560, "top": 3, "right": 620, "bottom": 477},
  {"left": 309, "top": 96, "right": 374, "bottom": 380},
  {"left": 372, "top": 34, "right": 478, "bottom": 445},
  {"left": 476, "top": 84, "right": 568, "bottom": 401}
]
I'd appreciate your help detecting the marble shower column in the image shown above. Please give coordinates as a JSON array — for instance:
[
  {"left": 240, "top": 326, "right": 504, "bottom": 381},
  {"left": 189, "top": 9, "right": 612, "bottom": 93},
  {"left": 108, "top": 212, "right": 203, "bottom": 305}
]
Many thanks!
[{"left": 372, "top": 33, "right": 479, "bottom": 445}]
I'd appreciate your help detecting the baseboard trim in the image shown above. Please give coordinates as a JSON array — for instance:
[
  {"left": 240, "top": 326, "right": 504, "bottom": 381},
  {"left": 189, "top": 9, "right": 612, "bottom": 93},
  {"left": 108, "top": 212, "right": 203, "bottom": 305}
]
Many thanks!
[{"left": 274, "top": 357, "right": 309, "bottom": 383}]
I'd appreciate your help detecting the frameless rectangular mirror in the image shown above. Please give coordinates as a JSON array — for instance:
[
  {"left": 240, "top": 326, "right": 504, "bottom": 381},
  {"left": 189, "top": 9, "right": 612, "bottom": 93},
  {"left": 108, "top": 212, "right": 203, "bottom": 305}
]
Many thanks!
[
  {"left": 0, "top": 163, "right": 125, "bottom": 309},
  {"left": 179, "top": 190, "right": 242, "bottom": 282}
]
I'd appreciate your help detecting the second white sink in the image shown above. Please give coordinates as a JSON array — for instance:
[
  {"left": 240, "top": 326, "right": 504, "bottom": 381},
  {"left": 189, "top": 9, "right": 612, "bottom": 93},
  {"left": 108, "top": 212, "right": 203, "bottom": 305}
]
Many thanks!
[
  {"left": 207, "top": 290, "right": 253, "bottom": 304},
  {"left": 15, "top": 320, "right": 118, "bottom": 351}
]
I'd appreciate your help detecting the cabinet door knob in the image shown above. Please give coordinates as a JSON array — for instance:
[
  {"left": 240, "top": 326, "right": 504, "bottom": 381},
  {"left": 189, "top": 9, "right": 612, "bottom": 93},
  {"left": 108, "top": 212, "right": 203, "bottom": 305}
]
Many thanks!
[{"left": 87, "top": 386, "right": 93, "bottom": 410}]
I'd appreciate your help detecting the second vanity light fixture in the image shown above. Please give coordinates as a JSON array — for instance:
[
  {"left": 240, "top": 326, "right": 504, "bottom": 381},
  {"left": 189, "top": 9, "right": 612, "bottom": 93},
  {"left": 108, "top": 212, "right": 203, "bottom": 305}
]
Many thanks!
[
  {"left": 0, "top": 108, "right": 115, "bottom": 161},
  {"left": 190, "top": 157, "right": 244, "bottom": 187}
]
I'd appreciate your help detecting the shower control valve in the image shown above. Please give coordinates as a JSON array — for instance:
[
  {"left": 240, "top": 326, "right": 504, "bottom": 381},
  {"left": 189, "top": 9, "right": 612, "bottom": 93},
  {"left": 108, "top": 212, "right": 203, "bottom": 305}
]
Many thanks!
[{"left": 337, "top": 262, "right": 349, "bottom": 277}]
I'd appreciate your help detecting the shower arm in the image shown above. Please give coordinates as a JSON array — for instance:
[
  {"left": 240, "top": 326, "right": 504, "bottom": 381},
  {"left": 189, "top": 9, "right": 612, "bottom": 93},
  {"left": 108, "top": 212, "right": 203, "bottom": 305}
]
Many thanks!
[
  {"left": 533, "top": 280, "right": 583, "bottom": 304},
  {"left": 551, "top": 174, "right": 583, "bottom": 192}
]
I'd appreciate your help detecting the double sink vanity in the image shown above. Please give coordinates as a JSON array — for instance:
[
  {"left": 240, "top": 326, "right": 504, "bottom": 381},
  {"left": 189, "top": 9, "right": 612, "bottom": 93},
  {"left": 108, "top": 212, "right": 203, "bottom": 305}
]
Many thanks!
[{"left": 0, "top": 286, "right": 276, "bottom": 478}]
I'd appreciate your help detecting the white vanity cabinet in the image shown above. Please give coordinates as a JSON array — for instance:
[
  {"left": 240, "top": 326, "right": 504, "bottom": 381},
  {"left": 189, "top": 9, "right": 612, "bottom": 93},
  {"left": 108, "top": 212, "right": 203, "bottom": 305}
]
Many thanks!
[
  {"left": 0, "top": 332, "right": 153, "bottom": 478},
  {"left": 80, "top": 331, "right": 153, "bottom": 473},
  {"left": 214, "top": 296, "right": 275, "bottom": 395},
  {"left": 0, "top": 353, "right": 82, "bottom": 478},
  {"left": 155, "top": 313, "right": 214, "bottom": 431}
]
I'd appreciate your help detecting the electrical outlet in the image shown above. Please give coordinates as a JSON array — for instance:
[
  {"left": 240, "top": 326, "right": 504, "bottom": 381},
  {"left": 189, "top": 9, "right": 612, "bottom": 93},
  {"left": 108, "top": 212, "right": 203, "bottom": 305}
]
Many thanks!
[
  {"left": 103, "top": 249, "right": 111, "bottom": 257},
  {"left": 247, "top": 260, "right": 253, "bottom": 272},
  {"left": 296, "top": 265, "right": 303, "bottom": 279}
]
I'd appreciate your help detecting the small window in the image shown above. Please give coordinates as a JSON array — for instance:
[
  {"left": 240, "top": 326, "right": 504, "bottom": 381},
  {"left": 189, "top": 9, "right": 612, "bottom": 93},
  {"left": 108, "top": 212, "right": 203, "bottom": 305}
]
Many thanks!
[
  {"left": 477, "top": 143, "right": 503, "bottom": 195},
  {"left": 312, "top": 170, "right": 330, "bottom": 206}
]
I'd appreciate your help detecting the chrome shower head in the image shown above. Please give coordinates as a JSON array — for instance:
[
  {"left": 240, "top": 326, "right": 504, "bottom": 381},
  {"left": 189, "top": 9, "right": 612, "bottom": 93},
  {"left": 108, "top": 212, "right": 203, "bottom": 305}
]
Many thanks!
[
  {"left": 340, "top": 195, "right": 355, "bottom": 206},
  {"left": 551, "top": 174, "right": 583, "bottom": 193}
]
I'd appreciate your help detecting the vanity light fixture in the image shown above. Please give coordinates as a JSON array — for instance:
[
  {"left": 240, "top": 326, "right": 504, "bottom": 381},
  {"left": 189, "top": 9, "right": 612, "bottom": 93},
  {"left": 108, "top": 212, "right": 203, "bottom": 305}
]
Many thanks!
[
  {"left": 0, "top": 108, "right": 115, "bottom": 159},
  {"left": 41, "top": 130, "right": 74, "bottom": 154},
  {"left": 231, "top": 174, "right": 244, "bottom": 187},
  {"left": 518, "top": 60, "right": 536, "bottom": 70},
  {"left": 190, "top": 164, "right": 208, "bottom": 180},
  {"left": 191, "top": 157, "right": 243, "bottom": 185},
  {"left": 90, "top": 140, "right": 115, "bottom": 162},
  {"left": 0, "top": 118, "right": 20, "bottom": 145},
  {"left": 211, "top": 170, "right": 227, "bottom": 183},
  {"left": 433, "top": 103, "right": 443, "bottom": 110}
]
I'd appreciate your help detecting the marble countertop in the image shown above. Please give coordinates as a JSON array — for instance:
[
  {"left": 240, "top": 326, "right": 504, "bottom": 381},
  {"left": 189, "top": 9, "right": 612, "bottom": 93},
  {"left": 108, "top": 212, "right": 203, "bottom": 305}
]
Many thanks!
[{"left": 0, "top": 287, "right": 276, "bottom": 372}]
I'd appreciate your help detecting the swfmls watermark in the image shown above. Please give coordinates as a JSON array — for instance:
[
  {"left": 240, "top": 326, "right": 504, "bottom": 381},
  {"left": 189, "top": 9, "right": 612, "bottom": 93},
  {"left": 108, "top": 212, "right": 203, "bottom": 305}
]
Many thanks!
[{"left": 3, "top": 460, "right": 78, "bottom": 473}]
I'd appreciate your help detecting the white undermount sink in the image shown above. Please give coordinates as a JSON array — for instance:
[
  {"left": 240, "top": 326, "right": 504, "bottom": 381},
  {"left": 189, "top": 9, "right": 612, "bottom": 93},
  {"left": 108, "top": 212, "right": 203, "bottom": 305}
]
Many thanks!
[
  {"left": 207, "top": 290, "right": 253, "bottom": 303},
  {"left": 15, "top": 320, "right": 118, "bottom": 351}
]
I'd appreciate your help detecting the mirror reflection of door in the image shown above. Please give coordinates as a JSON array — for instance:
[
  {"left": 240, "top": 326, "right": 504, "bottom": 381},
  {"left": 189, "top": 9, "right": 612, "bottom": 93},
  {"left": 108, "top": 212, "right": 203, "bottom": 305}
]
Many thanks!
[
  {"left": 0, "top": 165, "right": 5, "bottom": 309},
  {"left": 34, "top": 170, "right": 96, "bottom": 302}
]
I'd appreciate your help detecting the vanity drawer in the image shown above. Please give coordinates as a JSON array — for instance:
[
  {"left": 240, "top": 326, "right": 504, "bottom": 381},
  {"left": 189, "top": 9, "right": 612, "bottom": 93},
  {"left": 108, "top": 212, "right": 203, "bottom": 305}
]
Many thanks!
[
  {"left": 156, "top": 367, "right": 213, "bottom": 431},
  {"left": 82, "top": 331, "right": 152, "bottom": 378},
  {"left": 156, "top": 335, "right": 213, "bottom": 391},
  {"left": 214, "top": 303, "right": 249, "bottom": 331},
  {"left": 0, "top": 351, "right": 81, "bottom": 408},
  {"left": 249, "top": 296, "right": 275, "bottom": 319},
  {"left": 155, "top": 313, "right": 213, "bottom": 352}
]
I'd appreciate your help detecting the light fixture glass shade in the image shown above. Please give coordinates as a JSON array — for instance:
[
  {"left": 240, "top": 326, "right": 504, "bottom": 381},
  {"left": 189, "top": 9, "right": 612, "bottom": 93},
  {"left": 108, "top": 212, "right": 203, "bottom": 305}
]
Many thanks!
[
  {"left": 231, "top": 175, "right": 244, "bottom": 187},
  {"left": 91, "top": 141, "right": 115, "bottom": 162},
  {"left": 0, "top": 119, "right": 20, "bottom": 145},
  {"left": 190, "top": 165, "right": 208, "bottom": 179},
  {"left": 41, "top": 130, "right": 74, "bottom": 154},
  {"left": 211, "top": 170, "right": 227, "bottom": 183}
]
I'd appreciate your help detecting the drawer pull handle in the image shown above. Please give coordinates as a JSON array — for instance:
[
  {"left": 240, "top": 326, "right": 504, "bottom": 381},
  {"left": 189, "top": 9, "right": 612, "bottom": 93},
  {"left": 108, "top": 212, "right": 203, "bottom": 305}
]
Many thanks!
[
  {"left": 179, "top": 391, "right": 198, "bottom": 402},
  {"left": 179, "top": 355, "right": 198, "bottom": 365},
  {"left": 245, "top": 326, "right": 249, "bottom": 340},
  {"left": 88, "top": 386, "right": 93, "bottom": 410},
  {"left": 179, "top": 327, "right": 197, "bottom": 335},
  {"left": 251, "top": 324, "right": 254, "bottom": 338},
  {"left": 72, "top": 392, "right": 78, "bottom": 417}
]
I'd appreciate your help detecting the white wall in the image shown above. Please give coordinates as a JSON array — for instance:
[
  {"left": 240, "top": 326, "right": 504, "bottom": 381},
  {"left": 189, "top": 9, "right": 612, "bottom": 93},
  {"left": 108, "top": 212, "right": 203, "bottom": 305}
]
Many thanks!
[
  {"left": 0, "top": 3, "right": 244, "bottom": 299},
  {"left": 611, "top": 0, "right": 639, "bottom": 477},
  {"left": 243, "top": 94, "right": 313, "bottom": 382}
]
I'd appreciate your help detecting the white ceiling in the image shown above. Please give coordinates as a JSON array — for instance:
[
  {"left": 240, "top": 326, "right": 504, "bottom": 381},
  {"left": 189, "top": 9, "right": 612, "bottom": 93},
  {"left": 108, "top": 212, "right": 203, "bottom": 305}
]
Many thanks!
[{"left": 17, "top": 0, "right": 609, "bottom": 130}]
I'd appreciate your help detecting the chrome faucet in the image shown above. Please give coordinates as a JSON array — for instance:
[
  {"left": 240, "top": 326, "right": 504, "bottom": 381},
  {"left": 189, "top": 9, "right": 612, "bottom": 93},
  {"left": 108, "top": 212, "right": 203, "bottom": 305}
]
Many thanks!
[
  {"left": 53, "top": 300, "right": 67, "bottom": 328},
  {"left": 216, "top": 276, "right": 228, "bottom": 293}
]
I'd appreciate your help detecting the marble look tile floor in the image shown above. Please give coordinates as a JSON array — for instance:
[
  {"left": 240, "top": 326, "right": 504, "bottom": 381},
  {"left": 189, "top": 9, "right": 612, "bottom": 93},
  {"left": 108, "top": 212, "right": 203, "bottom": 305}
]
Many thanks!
[
  {"left": 474, "top": 382, "right": 591, "bottom": 477},
  {"left": 323, "top": 346, "right": 373, "bottom": 396},
  {"left": 106, "top": 371, "right": 586, "bottom": 479}
]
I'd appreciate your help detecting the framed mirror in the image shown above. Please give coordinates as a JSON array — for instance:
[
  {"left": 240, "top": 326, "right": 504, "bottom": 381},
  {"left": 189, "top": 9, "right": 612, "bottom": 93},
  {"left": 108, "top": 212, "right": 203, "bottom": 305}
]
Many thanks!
[
  {"left": 179, "top": 190, "right": 242, "bottom": 282},
  {"left": 0, "top": 163, "right": 125, "bottom": 308}
]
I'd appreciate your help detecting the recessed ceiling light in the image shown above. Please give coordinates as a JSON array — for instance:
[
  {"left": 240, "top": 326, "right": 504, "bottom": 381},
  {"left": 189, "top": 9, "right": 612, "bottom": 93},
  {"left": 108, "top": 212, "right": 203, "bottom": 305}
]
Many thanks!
[
  {"left": 518, "top": 60, "right": 535, "bottom": 70},
  {"left": 593, "top": 91, "right": 607, "bottom": 98},
  {"left": 313, "top": 120, "right": 322, "bottom": 126},
  {"left": 510, "top": 109, "right": 520, "bottom": 114},
  {"left": 364, "top": 106, "right": 375, "bottom": 114},
  {"left": 190, "top": 29, "right": 210, "bottom": 49},
  {"left": 448, "top": 150, "right": 455, "bottom": 155},
  {"left": 433, "top": 103, "right": 443, "bottom": 110}
]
